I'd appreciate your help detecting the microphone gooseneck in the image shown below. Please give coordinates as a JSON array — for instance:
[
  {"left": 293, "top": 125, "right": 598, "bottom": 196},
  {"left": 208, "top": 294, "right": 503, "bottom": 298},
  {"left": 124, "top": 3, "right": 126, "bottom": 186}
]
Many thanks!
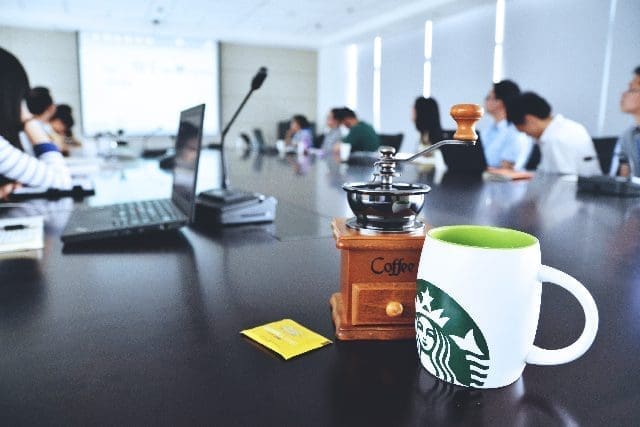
[{"left": 219, "top": 66, "right": 268, "bottom": 189}]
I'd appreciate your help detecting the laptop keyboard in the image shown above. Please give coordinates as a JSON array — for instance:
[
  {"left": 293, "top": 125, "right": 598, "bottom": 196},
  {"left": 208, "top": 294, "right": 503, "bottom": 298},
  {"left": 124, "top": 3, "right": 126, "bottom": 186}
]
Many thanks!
[{"left": 111, "top": 200, "right": 182, "bottom": 227}]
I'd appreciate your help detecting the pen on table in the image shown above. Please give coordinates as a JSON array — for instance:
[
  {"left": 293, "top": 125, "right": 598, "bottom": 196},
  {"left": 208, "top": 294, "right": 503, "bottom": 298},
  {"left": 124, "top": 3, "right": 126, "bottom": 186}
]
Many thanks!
[{"left": 3, "top": 224, "right": 33, "bottom": 231}]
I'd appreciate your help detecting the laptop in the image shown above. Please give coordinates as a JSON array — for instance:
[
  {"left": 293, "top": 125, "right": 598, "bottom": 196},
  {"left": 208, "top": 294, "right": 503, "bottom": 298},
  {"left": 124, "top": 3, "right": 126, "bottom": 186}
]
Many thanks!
[
  {"left": 61, "top": 104, "right": 205, "bottom": 243},
  {"left": 439, "top": 132, "right": 488, "bottom": 174}
]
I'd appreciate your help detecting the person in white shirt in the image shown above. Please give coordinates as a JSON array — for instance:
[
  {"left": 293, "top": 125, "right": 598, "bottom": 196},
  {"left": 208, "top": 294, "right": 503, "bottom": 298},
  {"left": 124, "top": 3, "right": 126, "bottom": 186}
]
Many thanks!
[
  {"left": 506, "top": 92, "right": 601, "bottom": 175},
  {"left": 481, "top": 79, "right": 531, "bottom": 170},
  {"left": 0, "top": 47, "right": 71, "bottom": 197}
]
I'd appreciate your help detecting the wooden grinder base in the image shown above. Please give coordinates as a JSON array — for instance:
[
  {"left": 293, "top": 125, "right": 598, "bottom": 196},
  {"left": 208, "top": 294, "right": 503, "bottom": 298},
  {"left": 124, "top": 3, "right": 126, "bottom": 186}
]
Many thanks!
[{"left": 330, "top": 218, "right": 427, "bottom": 340}]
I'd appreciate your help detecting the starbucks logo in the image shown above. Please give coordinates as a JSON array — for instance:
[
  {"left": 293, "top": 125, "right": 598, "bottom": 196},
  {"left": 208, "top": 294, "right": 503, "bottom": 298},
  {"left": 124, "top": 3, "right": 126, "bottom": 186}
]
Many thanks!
[{"left": 415, "top": 279, "right": 490, "bottom": 387}]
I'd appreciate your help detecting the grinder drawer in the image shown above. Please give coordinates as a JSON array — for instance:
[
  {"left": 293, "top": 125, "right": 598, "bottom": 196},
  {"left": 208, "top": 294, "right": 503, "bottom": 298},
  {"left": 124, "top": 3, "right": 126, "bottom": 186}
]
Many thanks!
[{"left": 351, "top": 282, "right": 416, "bottom": 325}]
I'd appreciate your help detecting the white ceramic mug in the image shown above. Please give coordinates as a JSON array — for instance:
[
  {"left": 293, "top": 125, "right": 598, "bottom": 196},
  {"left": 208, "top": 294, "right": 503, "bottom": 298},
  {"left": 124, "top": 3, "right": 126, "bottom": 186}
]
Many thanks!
[
  {"left": 276, "top": 139, "right": 286, "bottom": 157},
  {"left": 415, "top": 225, "right": 598, "bottom": 389},
  {"left": 339, "top": 142, "right": 352, "bottom": 162}
]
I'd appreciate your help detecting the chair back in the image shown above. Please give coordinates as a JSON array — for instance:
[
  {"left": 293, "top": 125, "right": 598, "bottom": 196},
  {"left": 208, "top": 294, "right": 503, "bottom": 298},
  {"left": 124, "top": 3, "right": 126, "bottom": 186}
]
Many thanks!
[
  {"left": 441, "top": 129, "right": 456, "bottom": 140},
  {"left": 592, "top": 137, "right": 618, "bottom": 174},
  {"left": 379, "top": 133, "right": 403, "bottom": 151},
  {"left": 253, "top": 128, "right": 266, "bottom": 147}
]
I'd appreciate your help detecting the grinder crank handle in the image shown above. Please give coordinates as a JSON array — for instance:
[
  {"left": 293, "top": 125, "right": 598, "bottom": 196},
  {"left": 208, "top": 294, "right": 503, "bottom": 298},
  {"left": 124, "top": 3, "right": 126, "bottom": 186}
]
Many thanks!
[{"left": 450, "top": 103, "right": 484, "bottom": 142}]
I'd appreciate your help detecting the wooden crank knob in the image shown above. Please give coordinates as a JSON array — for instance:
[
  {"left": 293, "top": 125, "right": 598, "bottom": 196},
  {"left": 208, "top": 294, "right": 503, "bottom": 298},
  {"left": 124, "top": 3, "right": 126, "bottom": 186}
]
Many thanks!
[
  {"left": 450, "top": 104, "right": 484, "bottom": 142},
  {"left": 385, "top": 301, "right": 404, "bottom": 317}
]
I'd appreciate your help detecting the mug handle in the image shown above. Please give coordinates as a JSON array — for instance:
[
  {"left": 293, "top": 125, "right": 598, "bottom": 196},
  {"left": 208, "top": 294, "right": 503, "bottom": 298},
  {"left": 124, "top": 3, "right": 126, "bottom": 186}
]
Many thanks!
[{"left": 525, "top": 265, "right": 599, "bottom": 365}]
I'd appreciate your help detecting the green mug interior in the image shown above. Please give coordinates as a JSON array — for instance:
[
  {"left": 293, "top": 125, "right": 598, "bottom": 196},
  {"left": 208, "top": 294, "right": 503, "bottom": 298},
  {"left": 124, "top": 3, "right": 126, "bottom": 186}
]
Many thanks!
[{"left": 429, "top": 225, "right": 537, "bottom": 249}]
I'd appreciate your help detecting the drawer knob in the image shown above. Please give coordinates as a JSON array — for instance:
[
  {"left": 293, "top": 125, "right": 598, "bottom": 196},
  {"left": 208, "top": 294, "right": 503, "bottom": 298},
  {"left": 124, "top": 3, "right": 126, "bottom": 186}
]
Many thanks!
[{"left": 385, "top": 301, "right": 404, "bottom": 317}]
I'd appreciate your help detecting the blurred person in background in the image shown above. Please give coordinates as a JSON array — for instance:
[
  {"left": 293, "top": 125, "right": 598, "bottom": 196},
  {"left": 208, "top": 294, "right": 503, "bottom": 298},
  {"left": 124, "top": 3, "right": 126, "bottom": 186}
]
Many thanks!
[
  {"left": 0, "top": 47, "right": 71, "bottom": 196},
  {"left": 284, "top": 114, "right": 313, "bottom": 154},
  {"left": 335, "top": 108, "right": 379, "bottom": 153},
  {"left": 413, "top": 96, "right": 443, "bottom": 150},
  {"left": 50, "top": 104, "right": 82, "bottom": 153},
  {"left": 507, "top": 92, "right": 600, "bottom": 175},
  {"left": 609, "top": 66, "right": 640, "bottom": 177},
  {"left": 482, "top": 79, "right": 531, "bottom": 170},
  {"left": 321, "top": 108, "right": 344, "bottom": 157}
]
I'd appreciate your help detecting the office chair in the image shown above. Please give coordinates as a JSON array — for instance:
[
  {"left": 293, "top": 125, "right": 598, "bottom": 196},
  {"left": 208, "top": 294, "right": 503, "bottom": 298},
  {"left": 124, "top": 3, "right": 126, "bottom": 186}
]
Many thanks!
[
  {"left": 313, "top": 133, "right": 325, "bottom": 149},
  {"left": 441, "top": 129, "right": 456, "bottom": 140},
  {"left": 592, "top": 136, "right": 618, "bottom": 174},
  {"left": 254, "top": 128, "right": 278, "bottom": 154},
  {"left": 378, "top": 133, "right": 403, "bottom": 151},
  {"left": 240, "top": 132, "right": 252, "bottom": 149},
  {"left": 277, "top": 121, "right": 289, "bottom": 140}
]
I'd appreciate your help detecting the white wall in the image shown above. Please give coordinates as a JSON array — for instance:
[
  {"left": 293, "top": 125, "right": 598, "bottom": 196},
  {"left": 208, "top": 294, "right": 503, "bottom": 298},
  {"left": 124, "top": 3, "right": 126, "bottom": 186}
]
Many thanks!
[
  {"left": 432, "top": 3, "right": 495, "bottom": 132},
  {"left": 317, "top": 29, "right": 425, "bottom": 151},
  {"left": 220, "top": 43, "right": 317, "bottom": 145},
  {"left": 317, "top": 3, "right": 495, "bottom": 151},
  {"left": 0, "top": 27, "right": 317, "bottom": 148},
  {"left": 356, "top": 41, "right": 375, "bottom": 125},
  {"left": 380, "top": 29, "right": 424, "bottom": 146},
  {"left": 317, "top": 0, "right": 640, "bottom": 154},
  {"left": 504, "top": 0, "right": 608, "bottom": 135},
  {"left": 603, "top": 0, "right": 640, "bottom": 134},
  {"left": 318, "top": 45, "right": 349, "bottom": 132},
  {"left": 0, "top": 26, "right": 82, "bottom": 136}
]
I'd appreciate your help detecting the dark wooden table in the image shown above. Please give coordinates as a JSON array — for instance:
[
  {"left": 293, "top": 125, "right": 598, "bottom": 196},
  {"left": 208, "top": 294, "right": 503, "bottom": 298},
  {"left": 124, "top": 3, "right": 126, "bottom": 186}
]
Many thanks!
[{"left": 1, "top": 149, "right": 638, "bottom": 426}]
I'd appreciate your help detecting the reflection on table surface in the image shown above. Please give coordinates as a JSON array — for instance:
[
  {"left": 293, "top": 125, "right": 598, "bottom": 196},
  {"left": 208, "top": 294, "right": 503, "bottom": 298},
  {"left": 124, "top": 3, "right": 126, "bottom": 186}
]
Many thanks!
[{"left": 0, "top": 148, "right": 639, "bottom": 425}]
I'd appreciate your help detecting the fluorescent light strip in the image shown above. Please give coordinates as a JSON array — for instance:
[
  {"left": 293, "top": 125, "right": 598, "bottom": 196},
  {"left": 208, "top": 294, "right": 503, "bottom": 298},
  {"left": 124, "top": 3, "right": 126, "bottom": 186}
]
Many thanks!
[
  {"left": 424, "top": 20, "right": 433, "bottom": 59},
  {"left": 597, "top": 0, "right": 618, "bottom": 135},
  {"left": 495, "top": 0, "right": 505, "bottom": 44},
  {"left": 492, "top": 0, "right": 505, "bottom": 82},
  {"left": 373, "top": 36, "right": 382, "bottom": 69},
  {"left": 373, "top": 37, "right": 382, "bottom": 131},
  {"left": 347, "top": 44, "right": 358, "bottom": 109},
  {"left": 492, "top": 45, "right": 503, "bottom": 83},
  {"left": 373, "top": 69, "right": 381, "bottom": 131},
  {"left": 423, "top": 61, "right": 432, "bottom": 98}
]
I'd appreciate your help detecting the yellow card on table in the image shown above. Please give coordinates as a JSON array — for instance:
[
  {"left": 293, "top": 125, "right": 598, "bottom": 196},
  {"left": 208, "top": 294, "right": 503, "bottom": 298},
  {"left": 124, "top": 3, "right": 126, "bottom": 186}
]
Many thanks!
[{"left": 241, "top": 319, "right": 332, "bottom": 360}]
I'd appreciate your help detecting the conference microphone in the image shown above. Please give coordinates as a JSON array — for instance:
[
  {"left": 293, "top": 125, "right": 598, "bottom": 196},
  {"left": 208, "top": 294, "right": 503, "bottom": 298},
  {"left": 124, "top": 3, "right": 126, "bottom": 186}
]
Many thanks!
[
  {"left": 251, "top": 67, "right": 268, "bottom": 90},
  {"left": 197, "top": 64, "right": 278, "bottom": 225},
  {"left": 215, "top": 65, "right": 270, "bottom": 189}
]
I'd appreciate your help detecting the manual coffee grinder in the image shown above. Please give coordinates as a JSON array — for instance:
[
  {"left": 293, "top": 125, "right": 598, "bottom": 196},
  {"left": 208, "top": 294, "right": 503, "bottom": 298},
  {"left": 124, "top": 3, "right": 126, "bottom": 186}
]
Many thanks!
[{"left": 330, "top": 104, "right": 483, "bottom": 340}]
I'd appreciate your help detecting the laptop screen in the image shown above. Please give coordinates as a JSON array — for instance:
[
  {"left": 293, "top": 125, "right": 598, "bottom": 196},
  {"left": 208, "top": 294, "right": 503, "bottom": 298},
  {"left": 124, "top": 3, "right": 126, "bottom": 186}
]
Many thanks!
[{"left": 171, "top": 104, "right": 205, "bottom": 222}]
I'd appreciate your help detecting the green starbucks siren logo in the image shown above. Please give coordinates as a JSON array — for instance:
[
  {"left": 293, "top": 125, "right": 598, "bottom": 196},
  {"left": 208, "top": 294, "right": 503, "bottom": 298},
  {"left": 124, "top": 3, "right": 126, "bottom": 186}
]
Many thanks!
[{"left": 415, "top": 279, "right": 490, "bottom": 387}]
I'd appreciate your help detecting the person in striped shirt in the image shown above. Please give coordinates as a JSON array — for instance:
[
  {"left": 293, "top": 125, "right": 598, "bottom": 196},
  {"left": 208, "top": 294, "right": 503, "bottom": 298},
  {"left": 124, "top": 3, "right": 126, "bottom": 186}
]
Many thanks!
[{"left": 0, "top": 47, "right": 71, "bottom": 198}]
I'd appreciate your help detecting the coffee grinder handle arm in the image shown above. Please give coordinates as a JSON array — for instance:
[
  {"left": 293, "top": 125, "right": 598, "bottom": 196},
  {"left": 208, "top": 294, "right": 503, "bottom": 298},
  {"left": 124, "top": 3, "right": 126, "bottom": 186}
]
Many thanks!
[
  {"left": 396, "top": 103, "right": 484, "bottom": 163},
  {"left": 525, "top": 265, "right": 599, "bottom": 365}
]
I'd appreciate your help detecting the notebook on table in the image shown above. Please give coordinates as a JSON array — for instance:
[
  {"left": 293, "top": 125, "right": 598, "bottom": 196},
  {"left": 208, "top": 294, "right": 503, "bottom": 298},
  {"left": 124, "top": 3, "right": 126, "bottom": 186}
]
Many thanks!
[
  {"left": 61, "top": 104, "right": 205, "bottom": 243},
  {"left": 0, "top": 216, "right": 44, "bottom": 253}
]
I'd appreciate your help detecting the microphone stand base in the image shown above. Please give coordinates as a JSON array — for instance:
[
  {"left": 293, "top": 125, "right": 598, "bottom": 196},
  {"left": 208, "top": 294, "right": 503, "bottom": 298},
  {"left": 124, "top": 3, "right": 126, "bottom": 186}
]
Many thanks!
[{"left": 196, "top": 189, "right": 277, "bottom": 225}]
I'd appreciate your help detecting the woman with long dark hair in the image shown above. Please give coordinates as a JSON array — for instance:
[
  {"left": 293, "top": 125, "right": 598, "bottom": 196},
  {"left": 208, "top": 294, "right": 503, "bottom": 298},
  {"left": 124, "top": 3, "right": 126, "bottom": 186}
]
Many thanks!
[
  {"left": 0, "top": 47, "right": 70, "bottom": 195},
  {"left": 413, "top": 96, "right": 443, "bottom": 148}
]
